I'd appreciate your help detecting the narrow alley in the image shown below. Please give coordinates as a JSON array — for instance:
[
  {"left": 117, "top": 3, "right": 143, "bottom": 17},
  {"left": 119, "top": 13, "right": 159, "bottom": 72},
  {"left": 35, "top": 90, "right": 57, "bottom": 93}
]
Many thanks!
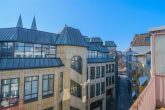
[{"left": 117, "top": 75, "right": 132, "bottom": 110}]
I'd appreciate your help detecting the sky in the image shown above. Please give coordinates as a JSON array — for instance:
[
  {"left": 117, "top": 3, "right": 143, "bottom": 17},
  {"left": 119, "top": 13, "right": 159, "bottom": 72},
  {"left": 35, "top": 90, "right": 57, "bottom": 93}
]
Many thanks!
[{"left": 0, "top": 0, "right": 165, "bottom": 51}]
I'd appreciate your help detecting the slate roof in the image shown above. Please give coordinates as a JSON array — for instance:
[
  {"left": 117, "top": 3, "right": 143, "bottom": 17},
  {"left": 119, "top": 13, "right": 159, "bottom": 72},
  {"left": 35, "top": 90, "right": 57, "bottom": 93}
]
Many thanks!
[
  {"left": 88, "top": 58, "right": 115, "bottom": 63},
  {"left": 84, "top": 37, "right": 90, "bottom": 42},
  {"left": 0, "top": 27, "right": 59, "bottom": 45},
  {"left": 90, "top": 37, "right": 103, "bottom": 43},
  {"left": 104, "top": 41, "right": 117, "bottom": 47},
  {"left": 0, "top": 58, "right": 63, "bottom": 70},
  {"left": 131, "top": 34, "right": 150, "bottom": 47},
  {"left": 56, "top": 26, "right": 88, "bottom": 47},
  {"left": 87, "top": 43, "right": 109, "bottom": 53}
]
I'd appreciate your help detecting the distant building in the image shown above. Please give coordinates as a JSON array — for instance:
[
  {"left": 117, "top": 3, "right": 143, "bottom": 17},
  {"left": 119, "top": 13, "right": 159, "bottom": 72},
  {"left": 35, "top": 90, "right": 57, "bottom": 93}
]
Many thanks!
[
  {"left": 126, "top": 33, "right": 151, "bottom": 100},
  {"left": 0, "top": 15, "right": 117, "bottom": 110},
  {"left": 126, "top": 26, "right": 165, "bottom": 101},
  {"left": 129, "top": 26, "right": 165, "bottom": 110},
  {"left": 117, "top": 51, "right": 126, "bottom": 74}
]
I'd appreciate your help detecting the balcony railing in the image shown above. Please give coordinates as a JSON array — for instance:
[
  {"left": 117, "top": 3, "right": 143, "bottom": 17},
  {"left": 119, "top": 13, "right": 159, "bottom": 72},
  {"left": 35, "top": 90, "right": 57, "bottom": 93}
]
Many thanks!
[{"left": 129, "top": 74, "right": 165, "bottom": 110}]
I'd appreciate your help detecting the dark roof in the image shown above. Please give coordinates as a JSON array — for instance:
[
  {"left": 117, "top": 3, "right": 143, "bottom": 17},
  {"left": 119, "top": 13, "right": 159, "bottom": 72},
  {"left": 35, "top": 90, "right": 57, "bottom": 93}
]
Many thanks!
[
  {"left": 88, "top": 58, "right": 115, "bottom": 63},
  {"left": 0, "top": 58, "right": 63, "bottom": 70},
  {"left": 104, "top": 41, "right": 117, "bottom": 47},
  {"left": 0, "top": 27, "right": 59, "bottom": 45},
  {"left": 90, "top": 37, "right": 103, "bottom": 43},
  {"left": 56, "top": 26, "right": 88, "bottom": 47},
  {"left": 88, "top": 43, "right": 109, "bottom": 53},
  {"left": 84, "top": 37, "right": 90, "bottom": 42},
  {"left": 131, "top": 34, "right": 150, "bottom": 47}
]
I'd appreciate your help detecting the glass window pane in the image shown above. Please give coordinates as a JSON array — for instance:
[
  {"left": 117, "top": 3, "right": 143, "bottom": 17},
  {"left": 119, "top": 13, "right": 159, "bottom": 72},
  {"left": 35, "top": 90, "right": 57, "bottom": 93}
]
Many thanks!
[
  {"left": 32, "top": 81, "right": 38, "bottom": 94},
  {"left": 2, "top": 79, "right": 10, "bottom": 84},
  {"left": 43, "top": 79, "right": 48, "bottom": 91},
  {"left": 25, "top": 77, "right": 31, "bottom": 82},
  {"left": 25, "top": 43, "right": 33, "bottom": 47},
  {"left": 32, "top": 94, "right": 37, "bottom": 98},
  {"left": 49, "top": 79, "right": 53, "bottom": 90},
  {"left": 25, "top": 82, "right": 31, "bottom": 95},
  {"left": 11, "top": 79, "right": 18, "bottom": 84},
  {"left": 25, "top": 95, "right": 31, "bottom": 100},
  {"left": 32, "top": 76, "right": 38, "bottom": 81},
  {"left": 43, "top": 75, "right": 48, "bottom": 79},
  {"left": 2, "top": 85, "right": 9, "bottom": 93}
]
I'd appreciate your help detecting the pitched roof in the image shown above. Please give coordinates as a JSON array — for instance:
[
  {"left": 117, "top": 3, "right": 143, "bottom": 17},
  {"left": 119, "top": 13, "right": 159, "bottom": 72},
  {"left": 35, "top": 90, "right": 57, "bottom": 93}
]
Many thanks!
[
  {"left": 16, "top": 15, "right": 23, "bottom": 28},
  {"left": 104, "top": 41, "right": 117, "bottom": 47},
  {"left": 87, "top": 43, "right": 109, "bottom": 53},
  {"left": 0, "top": 58, "right": 64, "bottom": 70},
  {"left": 84, "top": 37, "right": 90, "bottom": 42},
  {"left": 131, "top": 34, "right": 150, "bottom": 47},
  {"left": 31, "top": 16, "right": 37, "bottom": 30},
  {"left": 0, "top": 27, "right": 59, "bottom": 45},
  {"left": 90, "top": 37, "right": 103, "bottom": 43},
  {"left": 56, "top": 26, "right": 88, "bottom": 47}
]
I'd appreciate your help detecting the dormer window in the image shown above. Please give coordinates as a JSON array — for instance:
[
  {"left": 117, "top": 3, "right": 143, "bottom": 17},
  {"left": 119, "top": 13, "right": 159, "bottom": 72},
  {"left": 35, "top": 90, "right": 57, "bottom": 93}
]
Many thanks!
[
  {"left": 145, "top": 37, "right": 150, "bottom": 42},
  {"left": 71, "top": 56, "right": 82, "bottom": 74}
]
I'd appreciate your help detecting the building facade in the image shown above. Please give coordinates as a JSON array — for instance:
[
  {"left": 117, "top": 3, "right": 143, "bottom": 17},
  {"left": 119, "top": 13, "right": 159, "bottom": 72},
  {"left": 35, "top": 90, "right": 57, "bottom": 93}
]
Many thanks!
[{"left": 0, "top": 16, "right": 117, "bottom": 110}]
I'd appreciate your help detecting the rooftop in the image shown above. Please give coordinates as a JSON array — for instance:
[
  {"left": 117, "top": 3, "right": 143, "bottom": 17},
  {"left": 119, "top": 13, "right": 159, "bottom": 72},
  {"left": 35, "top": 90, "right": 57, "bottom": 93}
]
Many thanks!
[
  {"left": 104, "top": 41, "right": 117, "bottom": 47},
  {"left": 131, "top": 34, "right": 150, "bottom": 47}
]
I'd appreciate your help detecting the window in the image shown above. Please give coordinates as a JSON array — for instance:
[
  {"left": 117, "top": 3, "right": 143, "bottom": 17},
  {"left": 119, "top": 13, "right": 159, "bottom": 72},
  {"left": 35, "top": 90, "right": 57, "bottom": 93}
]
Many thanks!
[
  {"left": 44, "top": 107, "right": 54, "bottom": 110},
  {"left": 24, "top": 76, "right": 38, "bottom": 102},
  {"left": 96, "top": 66, "right": 100, "bottom": 78},
  {"left": 71, "top": 56, "right": 82, "bottom": 74},
  {"left": 1, "top": 42, "right": 8, "bottom": 57},
  {"left": 145, "top": 37, "right": 150, "bottom": 42},
  {"left": 49, "top": 46, "right": 56, "bottom": 58},
  {"left": 70, "top": 106, "right": 80, "bottom": 110},
  {"left": 106, "top": 64, "right": 108, "bottom": 74},
  {"left": 101, "top": 82, "right": 105, "bottom": 94},
  {"left": 42, "top": 74, "right": 54, "bottom": 98},
  {"left": 59, "top": 72, "right": 63, "bottom": 93},
  {"left": 7, "top": 42, "right": 14, "bottom": 57},
  {"left": 109, "top": 64, "right": 111, "bottom": 73},
  {"left": 0, "top": 42, "right": 14, "bottom": 58},
  {"left": 101, "top": 66, "right": 105, "bottom": 77},
  {"left": 112, "top": 76, "right": 115, "bottom": 84},
  {"left": 70, "top": 80, "right": 82, "bottom": 98},
  {"left": 112, "top": 64, "right": 115, "bottom": 72},
  {"left": 34, "top": 44, "right": 41, "bottom": 58},
  {"left": 109, "top": 77, "right": 111, "bottom": 85},
  {"left": 14, "top": 42, "right": 25, "bottom": 58},
  {"left": 106, "top": 77, "right": 108, "bottom": 87},
  {"left": 59, "top": 101, "right": 62, "bottom": 110},
  {"left": 3, "top": 42, "right": 57, "bottom": 58},
  {"left": 25, "top": 43, "right": 33, "bottom": 58},
  {"left": 90, "top": 85, "right": 95, "bottom": 98},
  {"left": 1, "top": 78, "right": 19, "bottom": 108},
  {"left": 90, "top": 67, "right": 95, "bottom": 80},
  {"left": 96, "top": 83, "right": 100, "bottom": 96}
]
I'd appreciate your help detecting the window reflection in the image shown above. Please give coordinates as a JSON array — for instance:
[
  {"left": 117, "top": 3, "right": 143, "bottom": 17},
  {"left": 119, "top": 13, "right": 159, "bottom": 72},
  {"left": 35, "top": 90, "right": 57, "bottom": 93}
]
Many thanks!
[
  {"left": 0, "top": 42, "right": 56, "bottom": 58},
  {"left": 88, "top": 50, "right": 108, "bottom": 58}
]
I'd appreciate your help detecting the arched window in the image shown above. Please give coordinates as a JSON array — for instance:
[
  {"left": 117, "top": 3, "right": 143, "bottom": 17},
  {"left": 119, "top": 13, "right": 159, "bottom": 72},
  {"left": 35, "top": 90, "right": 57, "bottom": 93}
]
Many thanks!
[{"left": 71, "top": 56, "right": 82, "bottom": 74}]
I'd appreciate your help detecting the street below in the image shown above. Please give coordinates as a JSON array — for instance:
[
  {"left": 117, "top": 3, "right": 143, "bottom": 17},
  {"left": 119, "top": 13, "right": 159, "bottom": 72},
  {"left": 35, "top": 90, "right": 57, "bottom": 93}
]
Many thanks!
[{"left": 117, "top": 75, "right": 132, "bottom": 110}]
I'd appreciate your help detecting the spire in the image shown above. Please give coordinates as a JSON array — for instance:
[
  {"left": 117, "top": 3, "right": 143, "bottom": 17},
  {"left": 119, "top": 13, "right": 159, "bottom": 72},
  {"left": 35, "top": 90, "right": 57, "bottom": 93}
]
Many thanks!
[
  {"left": 31, "top": 16, "right": 37, "bottom": 30},
  {"left": 16, "top": 14, "right": 23, "bottom": 28}
]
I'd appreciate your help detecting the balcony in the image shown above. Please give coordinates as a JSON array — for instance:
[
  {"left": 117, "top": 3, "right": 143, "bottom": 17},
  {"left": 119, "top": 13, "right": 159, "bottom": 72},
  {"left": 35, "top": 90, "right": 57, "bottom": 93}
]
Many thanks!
[{"left": 129, "top": 74, "right": 165, "bottom": 110}]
